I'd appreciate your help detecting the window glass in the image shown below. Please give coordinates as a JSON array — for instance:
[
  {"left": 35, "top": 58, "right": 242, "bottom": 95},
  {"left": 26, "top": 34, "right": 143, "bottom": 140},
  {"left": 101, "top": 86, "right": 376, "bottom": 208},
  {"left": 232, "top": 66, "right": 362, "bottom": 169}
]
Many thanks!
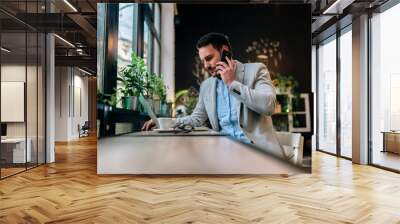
[
  {"left": 339, "top": 29, "right": 352, "bottom": 158},
  {"left": 371, "top": 3, "right": 400, "bottom": 171},
  {"left": 317, "top": 36, "right": 337, "bottom": 154}
]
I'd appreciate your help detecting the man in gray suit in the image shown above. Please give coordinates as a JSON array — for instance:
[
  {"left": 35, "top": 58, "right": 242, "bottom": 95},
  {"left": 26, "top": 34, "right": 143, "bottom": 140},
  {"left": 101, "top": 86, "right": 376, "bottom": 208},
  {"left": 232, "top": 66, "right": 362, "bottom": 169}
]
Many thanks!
[{"left": 143, "top": 33, "right": 285, "bottom": 158}]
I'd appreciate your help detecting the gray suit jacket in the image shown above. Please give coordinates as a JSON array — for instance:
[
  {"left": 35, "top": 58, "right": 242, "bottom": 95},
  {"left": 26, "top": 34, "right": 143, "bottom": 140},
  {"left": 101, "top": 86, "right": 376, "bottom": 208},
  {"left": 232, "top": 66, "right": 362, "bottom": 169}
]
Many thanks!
[{"left": 177, "top": 61, "right": 285, "bottom": 158}]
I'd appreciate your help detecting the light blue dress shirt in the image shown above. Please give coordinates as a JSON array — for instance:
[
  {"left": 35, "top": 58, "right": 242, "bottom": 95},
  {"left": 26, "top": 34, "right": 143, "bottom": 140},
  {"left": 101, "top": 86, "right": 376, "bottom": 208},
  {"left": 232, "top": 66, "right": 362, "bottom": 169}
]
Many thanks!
[{"left": 216, "top": 79, "right": 251, "bottom": 144}]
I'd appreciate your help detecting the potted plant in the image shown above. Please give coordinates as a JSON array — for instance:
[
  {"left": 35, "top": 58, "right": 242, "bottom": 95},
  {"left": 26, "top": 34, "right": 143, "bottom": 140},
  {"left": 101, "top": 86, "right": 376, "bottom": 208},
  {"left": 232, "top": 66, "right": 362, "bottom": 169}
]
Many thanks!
[
  {"left": 97, "top": 89, "right": 119, "bottom": 108},
  {"left": 117, "top": 67, "right": 138, "bottom": 111},
  {"left": 117, "top": 53, "right": 170, "bottom": 115},
  {"left": 273, "top": 73, "right": 298, "bottom": 95},
  {"left": 152, "top": 74, "right": 168, "bottom": 115},
  {"left": 117, "top": 53, "right": 146, "bottom": 111},
  {"left": 159, "top": 85, "right": 170, "bottom": 117},
  {"left": 273, "top": 73, "right": 299, "bottom": 113},
  {"left": 145, "top": 73, "right": 157, "bottom": 113}
]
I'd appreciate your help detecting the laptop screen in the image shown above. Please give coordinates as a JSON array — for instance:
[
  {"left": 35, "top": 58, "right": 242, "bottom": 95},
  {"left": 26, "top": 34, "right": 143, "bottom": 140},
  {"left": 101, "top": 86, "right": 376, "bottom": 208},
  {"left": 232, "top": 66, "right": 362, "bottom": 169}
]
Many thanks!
[{"left": 139, "top": 94, "right": 160, "bottom": 128}]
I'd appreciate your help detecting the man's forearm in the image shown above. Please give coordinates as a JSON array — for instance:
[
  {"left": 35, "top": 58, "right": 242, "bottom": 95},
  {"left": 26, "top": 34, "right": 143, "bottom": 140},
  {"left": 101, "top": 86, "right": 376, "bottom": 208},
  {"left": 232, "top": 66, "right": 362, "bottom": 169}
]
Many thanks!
[
  {"left": 175, "top": 100, "right": 207, "bottom": 127},
  {"left": 228, "top": 80, "right": 276, "bottom": 116},
  {"left": 176, "top": 115, "right": 205, "bottom": 127}
]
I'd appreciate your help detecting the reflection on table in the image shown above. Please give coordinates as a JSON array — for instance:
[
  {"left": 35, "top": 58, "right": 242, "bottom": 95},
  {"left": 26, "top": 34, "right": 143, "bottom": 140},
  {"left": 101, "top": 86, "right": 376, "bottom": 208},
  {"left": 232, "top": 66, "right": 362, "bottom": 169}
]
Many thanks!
[{"left": 98, "top": 131, "right": 305, "bottom": 175}]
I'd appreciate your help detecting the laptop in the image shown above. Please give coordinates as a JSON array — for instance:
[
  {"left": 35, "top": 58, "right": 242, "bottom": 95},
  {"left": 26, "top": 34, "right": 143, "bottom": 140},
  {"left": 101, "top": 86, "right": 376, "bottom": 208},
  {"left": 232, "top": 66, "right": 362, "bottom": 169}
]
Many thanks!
[
  {"left": 139, "top": 95, "right": 210, "bottom": 133},
  {"left": 139, "top": 94, "right": 161, "bottom": 128}
]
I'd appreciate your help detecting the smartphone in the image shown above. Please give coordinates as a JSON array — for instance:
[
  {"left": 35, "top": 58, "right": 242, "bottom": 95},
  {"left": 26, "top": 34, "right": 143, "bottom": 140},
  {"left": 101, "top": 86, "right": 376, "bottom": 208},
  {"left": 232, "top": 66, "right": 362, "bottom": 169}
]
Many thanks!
[
  {"left": 221, "top": 50, "right": 232, "bottom": 64},
  {"left": 216, "top": 50, "right": 232, "bottom": 79}
]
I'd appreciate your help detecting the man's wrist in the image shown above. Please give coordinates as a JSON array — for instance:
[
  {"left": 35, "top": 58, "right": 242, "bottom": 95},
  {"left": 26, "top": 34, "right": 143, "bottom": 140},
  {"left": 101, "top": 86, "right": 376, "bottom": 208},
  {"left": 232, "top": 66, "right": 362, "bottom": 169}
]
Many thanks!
[{"left": 225, "top": 79, "right": 234, "bottom": 85}]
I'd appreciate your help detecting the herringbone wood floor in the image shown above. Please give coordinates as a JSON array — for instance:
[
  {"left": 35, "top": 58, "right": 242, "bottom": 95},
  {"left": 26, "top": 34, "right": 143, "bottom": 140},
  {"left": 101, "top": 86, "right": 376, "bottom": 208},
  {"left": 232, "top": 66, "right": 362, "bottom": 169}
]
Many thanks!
[{"left": 1, "top": 135, "right": 400, "bottom": 224}]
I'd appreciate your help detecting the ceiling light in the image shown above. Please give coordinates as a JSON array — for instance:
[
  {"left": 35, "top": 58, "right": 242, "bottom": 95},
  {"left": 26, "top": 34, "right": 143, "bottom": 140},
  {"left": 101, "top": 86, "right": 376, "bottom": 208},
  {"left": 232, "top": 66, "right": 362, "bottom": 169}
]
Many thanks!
[
  {"left": 76, "top": 48, "right": 86, "bottom": 55},
  {"left": 1, "top": 47, "right": 11, "bottom": 53},
  {"left": 63, "top": 0, "right": 78, "bottom": 12},
  {"left": 54, "top": 34, "right": 75, "bottom": 48},
  {"left": 257, "top": 54, "right": 268, "bottom": 59}
]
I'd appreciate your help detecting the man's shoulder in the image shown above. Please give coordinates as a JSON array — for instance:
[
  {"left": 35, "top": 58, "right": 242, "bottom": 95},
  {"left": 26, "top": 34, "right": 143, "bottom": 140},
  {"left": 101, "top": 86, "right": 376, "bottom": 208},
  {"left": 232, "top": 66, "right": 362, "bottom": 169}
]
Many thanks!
[
  {"left": 242, "top": 62, "right": 266, "bottom": 70},
  {"left": 200, "top": 76, "right": 215, "bottom": 89},
  {"left": 241, "top": 62, "right": 268, "bottom": 79}
]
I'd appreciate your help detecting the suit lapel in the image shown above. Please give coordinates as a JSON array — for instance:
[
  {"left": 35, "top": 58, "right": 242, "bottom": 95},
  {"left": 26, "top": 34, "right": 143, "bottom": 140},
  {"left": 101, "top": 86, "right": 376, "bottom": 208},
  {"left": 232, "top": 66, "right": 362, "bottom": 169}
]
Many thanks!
[
  {"left": 234, "top": 61, "right": 245, "bottom": 120},
  {"left": 235, "top": 60, "right": 245, "bottom": 84},
  {"left": 206, "top": 62, "right": 244, "bottom": 130},
  {"left": 209, "top": 77, "right": 218, "bottom": 130}
]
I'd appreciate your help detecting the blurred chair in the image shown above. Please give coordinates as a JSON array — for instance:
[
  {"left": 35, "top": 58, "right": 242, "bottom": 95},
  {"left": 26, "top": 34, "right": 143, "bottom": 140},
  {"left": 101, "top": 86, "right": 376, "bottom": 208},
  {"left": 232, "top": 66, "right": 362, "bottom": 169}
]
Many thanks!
[
  {"left": 276, "top": 132, "right": 304, "bottom": 166},
  {"left": 78, "top": 121, "right": 90, "bottom": 138}
]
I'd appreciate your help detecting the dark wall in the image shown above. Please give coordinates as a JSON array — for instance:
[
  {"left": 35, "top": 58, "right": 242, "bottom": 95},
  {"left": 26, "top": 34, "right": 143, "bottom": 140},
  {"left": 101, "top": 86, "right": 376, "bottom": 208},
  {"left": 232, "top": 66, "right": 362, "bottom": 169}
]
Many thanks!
[{"left": 175, "top": 4, "right": 311, "bottom": 93}]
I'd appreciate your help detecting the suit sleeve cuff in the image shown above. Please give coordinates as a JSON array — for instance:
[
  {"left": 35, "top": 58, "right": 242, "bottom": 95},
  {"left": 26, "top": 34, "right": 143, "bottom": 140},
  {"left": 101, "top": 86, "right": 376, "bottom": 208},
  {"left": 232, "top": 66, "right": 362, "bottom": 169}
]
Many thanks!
[{"left": 175, "top": 118, "right": 183, "bottom": 125}]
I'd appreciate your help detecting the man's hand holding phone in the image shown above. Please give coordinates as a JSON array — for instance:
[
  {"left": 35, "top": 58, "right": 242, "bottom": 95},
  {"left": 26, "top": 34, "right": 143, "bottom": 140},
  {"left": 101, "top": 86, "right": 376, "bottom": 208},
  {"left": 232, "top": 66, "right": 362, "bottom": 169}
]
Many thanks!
[{"left": 216, "top": 51, "right": 236, "bottom": 85}]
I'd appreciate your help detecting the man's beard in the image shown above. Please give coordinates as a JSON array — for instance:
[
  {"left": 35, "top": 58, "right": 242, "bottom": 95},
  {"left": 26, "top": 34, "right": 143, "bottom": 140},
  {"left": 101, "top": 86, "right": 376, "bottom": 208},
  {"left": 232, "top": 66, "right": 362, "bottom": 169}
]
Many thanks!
[{"left": 207, "top": 67, "right": 217, "bottom": 76}]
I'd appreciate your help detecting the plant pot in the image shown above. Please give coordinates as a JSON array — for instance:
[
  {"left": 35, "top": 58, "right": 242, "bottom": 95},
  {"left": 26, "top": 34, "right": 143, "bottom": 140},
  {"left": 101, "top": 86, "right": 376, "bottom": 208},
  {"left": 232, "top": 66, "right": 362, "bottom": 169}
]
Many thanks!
[
  {"left": 122, "top": 96, "right": 139, "bottom": 111},
  {"left": 122, "top": 96, "right": 130, "bottom": 110},
  {"left": 129, "top": 96, "right": 139, "bottom": 111}
]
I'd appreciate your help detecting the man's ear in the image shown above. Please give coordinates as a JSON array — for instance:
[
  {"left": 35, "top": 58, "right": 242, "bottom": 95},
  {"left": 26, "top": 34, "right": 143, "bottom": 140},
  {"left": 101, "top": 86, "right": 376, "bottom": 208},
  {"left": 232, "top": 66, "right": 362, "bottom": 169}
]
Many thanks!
[{"left": 222, "top": 45, "right": 230, "bottom": 52}]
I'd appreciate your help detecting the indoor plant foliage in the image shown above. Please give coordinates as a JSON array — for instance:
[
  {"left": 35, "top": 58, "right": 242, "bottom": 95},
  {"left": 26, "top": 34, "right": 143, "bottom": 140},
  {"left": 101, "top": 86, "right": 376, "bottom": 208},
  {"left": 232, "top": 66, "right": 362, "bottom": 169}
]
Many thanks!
[
  {"left": 271, "top": 73, "right": 303, "bottom": 131},
  {"left": 273, "top": 73, "right": 299, "bottom": 95},
  {"left": 117, "top": 53, "right": 146, "bottom": 111},
  {"left": 150, "top": 73, "right": 168, "bottom": 115},
  {"left": 175, "top": 87, "right": 199, "bottom": 116},
  {"left": 117, "top": 53, "right": 170, "bottom": 115},
  {"left": 97, "top": 88, "right": 119, "bottom": 108},
  {"left": 272, "top": 73, "right": 299, "bottom": 113},
  {"left": 153, "top": 74, "right": 167, "bottom": 103},
  {"left": 245, "top": 37, "right": 282, "bottom": 77}
]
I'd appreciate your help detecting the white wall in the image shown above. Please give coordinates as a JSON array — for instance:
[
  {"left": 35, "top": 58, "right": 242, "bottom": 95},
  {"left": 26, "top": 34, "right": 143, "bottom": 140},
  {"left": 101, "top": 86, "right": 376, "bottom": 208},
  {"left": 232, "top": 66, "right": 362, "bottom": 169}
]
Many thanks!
[
  {"left": 55, "top": 66, "right": 69, "bottom": 141},
  {"left": 55, "top": 67, "right": 89, "bottom": 141},
  {"left": 1, "top": 65, "right": 27, "bottom": 139},
  {"left": 1, "top": 65, "right": 41, "bottom": 136},
  {"left": 1, "top": 63, "right": 46, "bottom": 164},
  {"left": 1, "top": 65, "right": 25, "bottom": 82},
  {"left": 72, "top": 73, "right": 89, "bottom": 138},
  {"left": 1, "top": 82, "right": 25, "bottom": 122},
  {"left": 161, "top": 3, "right": 176, "bottom": 103}
]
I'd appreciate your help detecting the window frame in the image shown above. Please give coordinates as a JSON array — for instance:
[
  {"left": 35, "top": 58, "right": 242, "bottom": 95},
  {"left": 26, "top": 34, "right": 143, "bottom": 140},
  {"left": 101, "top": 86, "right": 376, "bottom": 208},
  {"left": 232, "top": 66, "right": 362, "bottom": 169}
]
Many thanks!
[
  {"left": 368, "top": 1, "right": 400, "bottom": 172},
  {"left": 315, "top": 24, "right": 353, "bottom": 161}
]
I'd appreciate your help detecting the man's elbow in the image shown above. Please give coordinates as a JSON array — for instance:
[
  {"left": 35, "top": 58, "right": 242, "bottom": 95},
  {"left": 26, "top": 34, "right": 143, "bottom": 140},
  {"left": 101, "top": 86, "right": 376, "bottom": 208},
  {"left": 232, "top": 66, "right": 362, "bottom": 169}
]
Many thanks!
[{"left": 260, "top": 96, "right": 276, "bottom": 116}]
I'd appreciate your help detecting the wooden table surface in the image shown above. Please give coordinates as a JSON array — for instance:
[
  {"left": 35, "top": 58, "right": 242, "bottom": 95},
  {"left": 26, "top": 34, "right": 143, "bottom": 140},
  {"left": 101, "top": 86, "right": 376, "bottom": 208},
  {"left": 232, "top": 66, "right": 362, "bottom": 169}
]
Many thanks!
[{"left": 98, "top": 134, "right": 303, "bottom": 175}]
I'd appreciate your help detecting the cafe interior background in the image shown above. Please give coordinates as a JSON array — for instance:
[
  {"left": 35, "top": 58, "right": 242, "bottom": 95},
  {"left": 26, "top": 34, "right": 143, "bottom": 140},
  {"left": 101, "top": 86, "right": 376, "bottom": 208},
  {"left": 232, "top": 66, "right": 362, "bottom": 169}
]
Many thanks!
[{"left": 97, "top": 3, "right": 312, "bottom": 168}]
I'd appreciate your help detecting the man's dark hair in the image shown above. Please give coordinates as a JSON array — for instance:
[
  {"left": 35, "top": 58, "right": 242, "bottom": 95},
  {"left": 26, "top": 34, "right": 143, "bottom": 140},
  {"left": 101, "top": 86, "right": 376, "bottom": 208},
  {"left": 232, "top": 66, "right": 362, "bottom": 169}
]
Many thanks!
[{"left": 196, "top": 32, "right": 232, "bottom": 53}]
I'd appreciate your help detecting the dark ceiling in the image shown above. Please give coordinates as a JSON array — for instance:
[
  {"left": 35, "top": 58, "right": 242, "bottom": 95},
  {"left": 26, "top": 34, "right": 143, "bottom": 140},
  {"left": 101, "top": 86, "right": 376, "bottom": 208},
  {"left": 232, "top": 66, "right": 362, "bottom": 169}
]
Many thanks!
[
  {"left": 0, "top": 0, "right": 97, "bottom": 73},
  {"left": 0, "top": 0, "right": 392, "bottom": 75}
]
